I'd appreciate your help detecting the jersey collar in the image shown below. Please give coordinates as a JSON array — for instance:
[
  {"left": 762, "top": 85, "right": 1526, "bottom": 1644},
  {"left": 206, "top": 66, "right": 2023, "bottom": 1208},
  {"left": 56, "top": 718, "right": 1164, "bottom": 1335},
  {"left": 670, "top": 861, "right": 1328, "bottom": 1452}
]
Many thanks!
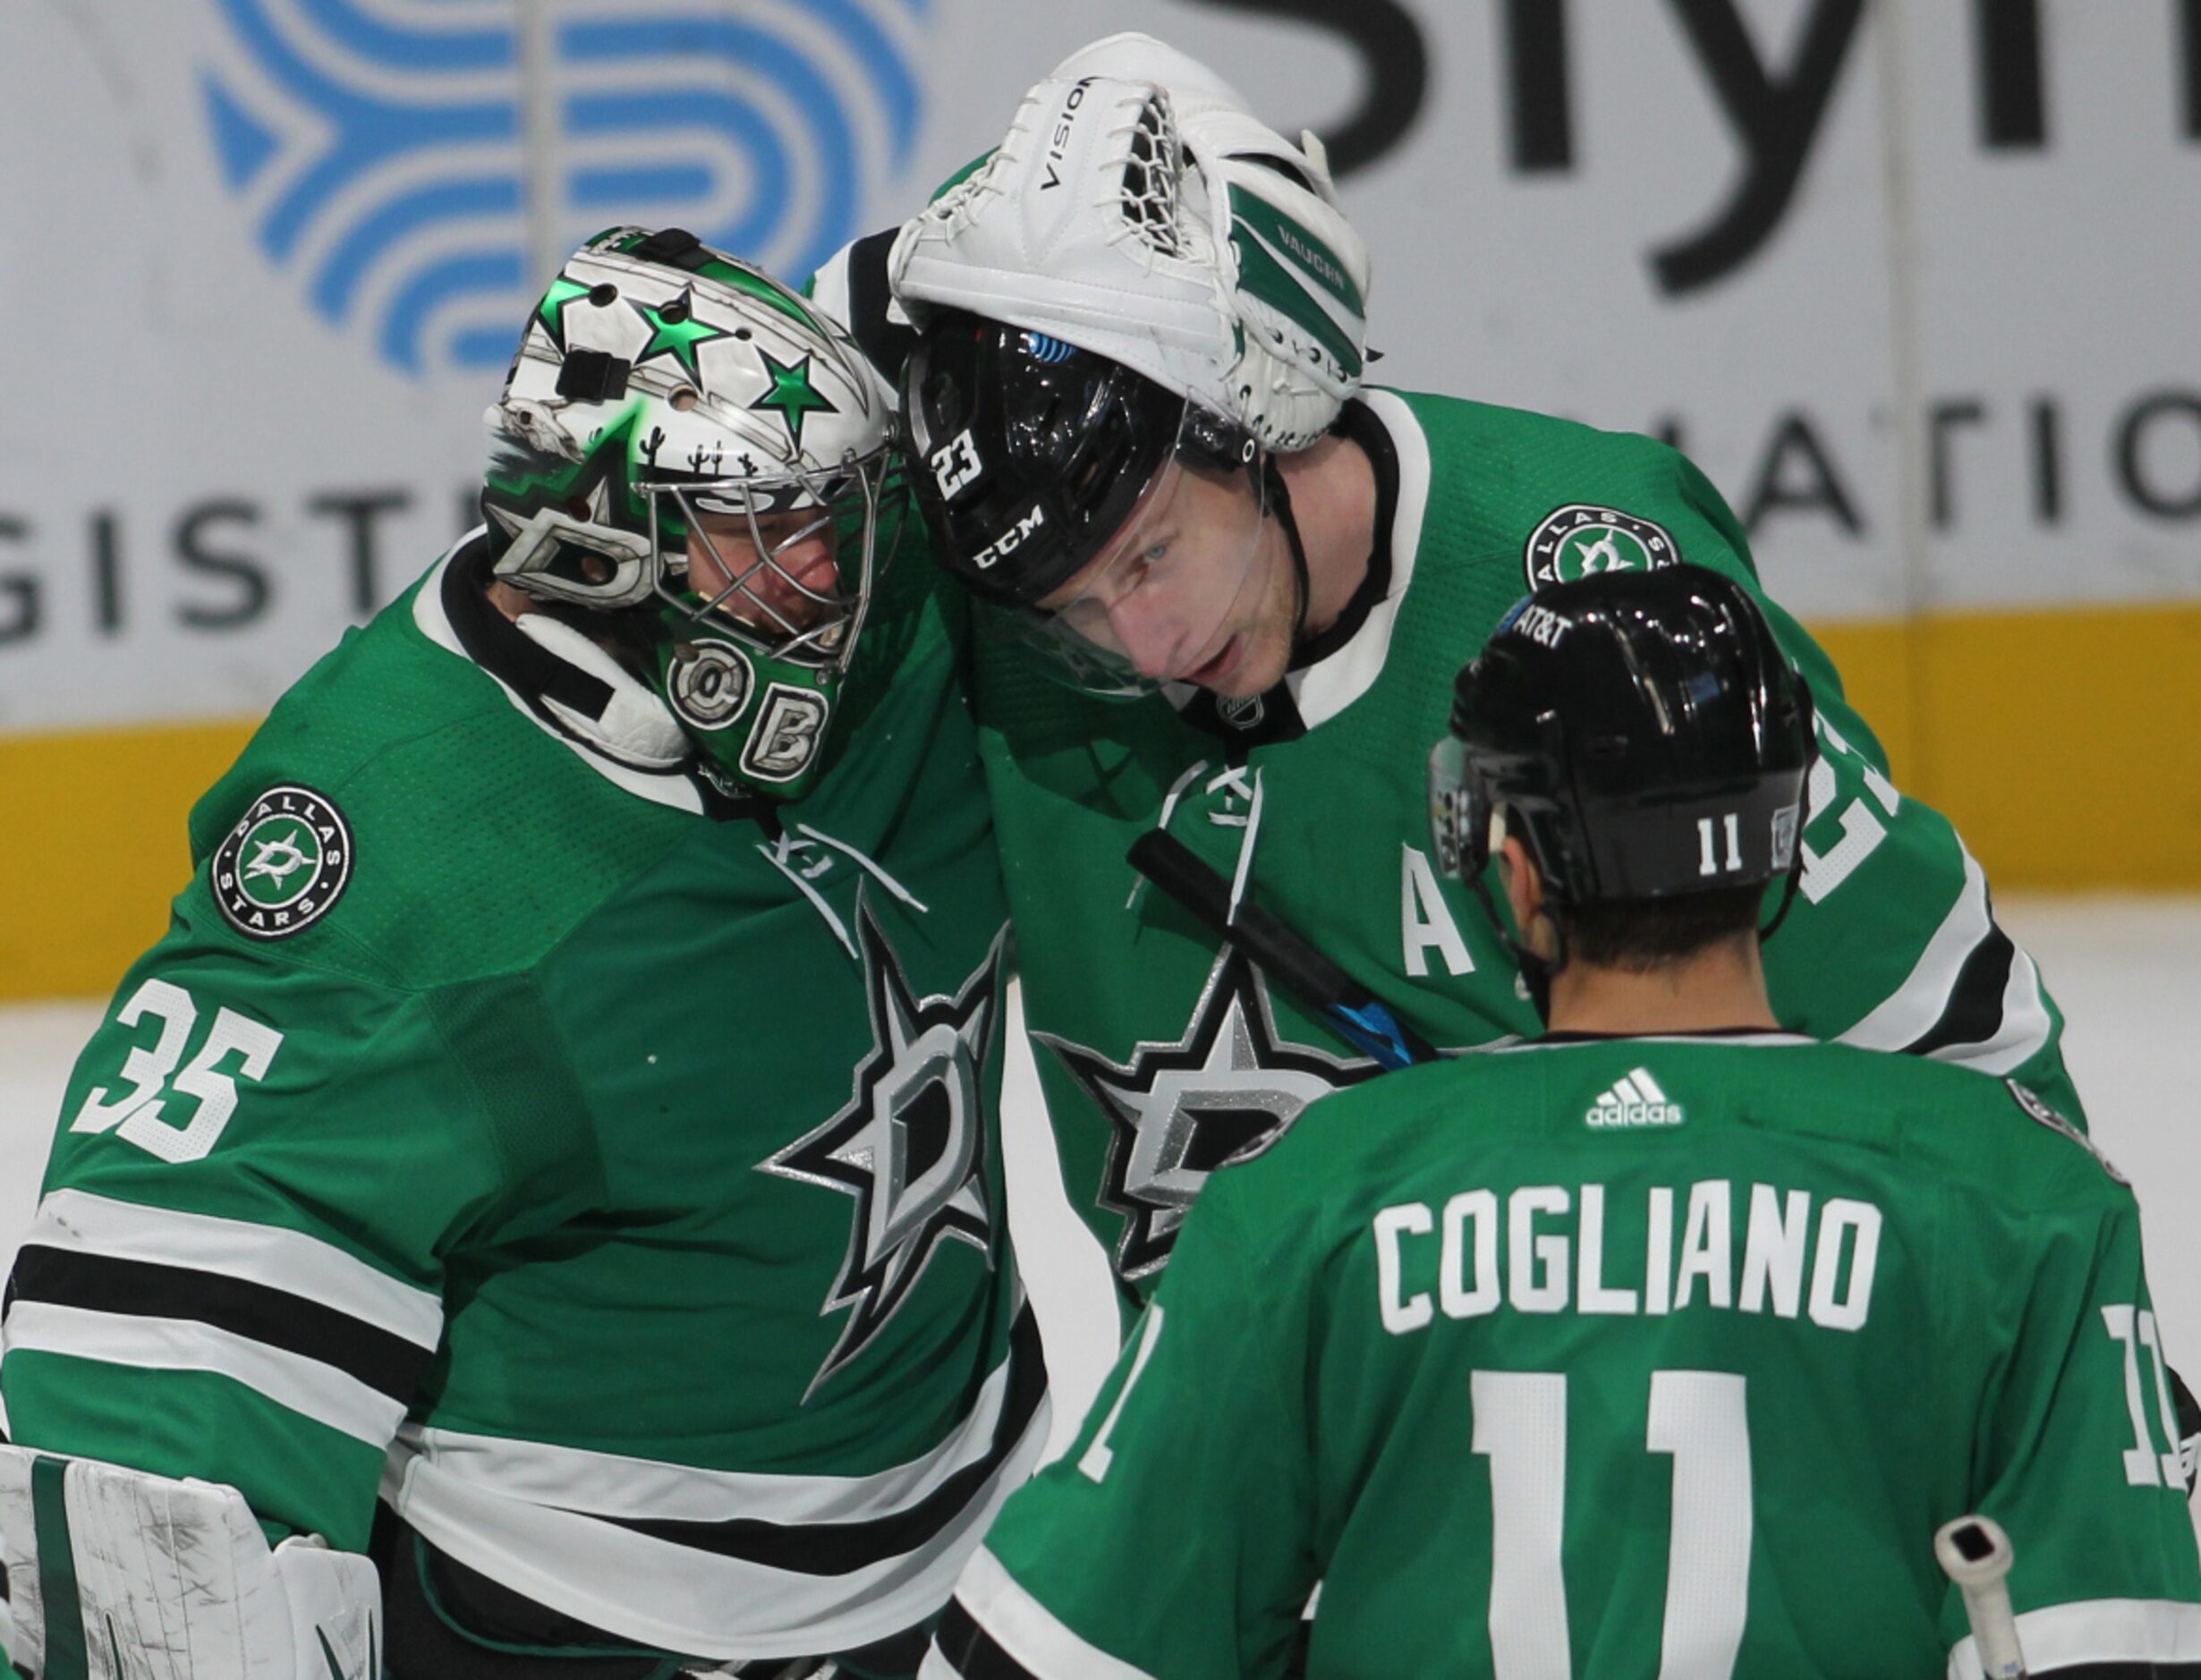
[
  {"left": 1481, "top": 1030, "right": 1816, "bottom": 1052},
  {"left": 1168, "top": 390, "right": 1431, "bottom": 746},
  {"left": 1287, "top": 389, "right": 1430, "bottom": 731}
]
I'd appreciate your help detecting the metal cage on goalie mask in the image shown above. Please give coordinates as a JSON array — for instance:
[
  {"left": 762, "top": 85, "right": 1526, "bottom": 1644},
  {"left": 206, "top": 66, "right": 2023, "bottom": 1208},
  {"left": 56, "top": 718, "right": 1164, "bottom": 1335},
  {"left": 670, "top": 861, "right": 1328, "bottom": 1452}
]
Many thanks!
[
  {"left": 900, "top": 310, "right": 1254, "bottom": 607},
  {"left": 1431, "top": 568, "right": 1814, "bottom": 907}
]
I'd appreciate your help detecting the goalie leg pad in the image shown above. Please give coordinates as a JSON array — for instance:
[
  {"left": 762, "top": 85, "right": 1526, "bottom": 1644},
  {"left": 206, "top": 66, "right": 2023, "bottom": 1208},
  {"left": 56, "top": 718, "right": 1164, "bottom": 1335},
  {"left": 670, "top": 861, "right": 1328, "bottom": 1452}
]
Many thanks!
[{"left": 0, "top": 1446, "right": 378, "bottom": 1679}]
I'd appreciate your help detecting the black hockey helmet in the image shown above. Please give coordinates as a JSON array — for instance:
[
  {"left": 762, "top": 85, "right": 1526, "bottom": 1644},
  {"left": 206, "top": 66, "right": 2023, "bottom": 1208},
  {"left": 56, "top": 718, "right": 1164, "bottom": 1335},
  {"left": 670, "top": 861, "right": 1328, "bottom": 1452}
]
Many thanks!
[
  {"left": 899, "top": 309, "right": 1255, "bottom": 607},
  {"left": 1430, "top": 566, "right": 1814, "bottom": 908}
]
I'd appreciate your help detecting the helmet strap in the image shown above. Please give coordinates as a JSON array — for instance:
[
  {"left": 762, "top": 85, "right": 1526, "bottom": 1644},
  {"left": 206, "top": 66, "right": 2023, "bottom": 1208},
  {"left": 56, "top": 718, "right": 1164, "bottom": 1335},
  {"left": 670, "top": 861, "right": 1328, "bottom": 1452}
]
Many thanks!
[
  {"left": 1758, "top": 863, "right": 1806, "bottom": 944},
  {"left": 1262, "top": 455, "right": 1313, "bottom": 651},
  {"left": 1463, "top": 867, "right": 1569, "bottom": 1028}
]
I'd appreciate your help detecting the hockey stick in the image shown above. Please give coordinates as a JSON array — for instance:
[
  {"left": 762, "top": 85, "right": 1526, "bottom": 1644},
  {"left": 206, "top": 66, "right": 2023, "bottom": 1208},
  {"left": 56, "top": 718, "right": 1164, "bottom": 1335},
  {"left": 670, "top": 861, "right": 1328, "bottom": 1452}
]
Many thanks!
[
  {"left": 1126, "top": 830, "right": 1440, "bottom": 1071},
  {"left": 1934, "top": 1515, "right": 2027, "bottom": 1679}
]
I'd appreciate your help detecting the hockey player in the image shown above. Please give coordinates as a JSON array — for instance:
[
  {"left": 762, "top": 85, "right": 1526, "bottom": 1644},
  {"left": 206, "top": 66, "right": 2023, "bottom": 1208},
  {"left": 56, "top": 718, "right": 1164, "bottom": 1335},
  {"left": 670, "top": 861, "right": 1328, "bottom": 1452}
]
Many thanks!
[
  {"left": 0, "top": 229, "right": 1045, "bottom": 1678},
  {"left": 920, "top": 567, "right": 2201, "bottom": 1679},
  {"left": 860, "top": 38, "right": 2090, "bottom": 1298}
]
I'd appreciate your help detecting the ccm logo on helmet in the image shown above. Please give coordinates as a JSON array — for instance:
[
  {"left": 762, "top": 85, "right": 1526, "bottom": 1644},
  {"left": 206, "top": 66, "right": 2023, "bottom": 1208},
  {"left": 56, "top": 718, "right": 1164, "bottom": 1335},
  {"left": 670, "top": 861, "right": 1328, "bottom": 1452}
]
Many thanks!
[{"left": 973, "top": 505, "right": 1046, "bottom": 570}]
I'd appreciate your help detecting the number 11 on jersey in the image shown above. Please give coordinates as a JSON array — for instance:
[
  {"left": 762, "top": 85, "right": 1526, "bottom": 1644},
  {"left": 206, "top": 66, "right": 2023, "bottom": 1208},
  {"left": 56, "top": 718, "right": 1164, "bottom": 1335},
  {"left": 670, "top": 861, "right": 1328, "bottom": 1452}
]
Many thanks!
[{"left": 1474, "top": 1370, "right": 1753, "bottom": 1678}]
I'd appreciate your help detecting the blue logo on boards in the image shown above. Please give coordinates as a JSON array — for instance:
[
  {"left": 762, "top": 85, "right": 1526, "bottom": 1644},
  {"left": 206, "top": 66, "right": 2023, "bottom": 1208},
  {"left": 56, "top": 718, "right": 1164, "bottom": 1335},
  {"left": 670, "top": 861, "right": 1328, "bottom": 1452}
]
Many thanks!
[{"left": 199, "top": 0, "right": 927, "bottom": 378}]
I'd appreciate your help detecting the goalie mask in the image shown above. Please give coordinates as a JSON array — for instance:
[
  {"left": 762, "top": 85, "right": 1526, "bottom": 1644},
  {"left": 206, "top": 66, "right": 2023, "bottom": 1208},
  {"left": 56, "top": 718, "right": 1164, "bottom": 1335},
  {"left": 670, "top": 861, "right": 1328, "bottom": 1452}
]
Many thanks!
[{"left": 482, "top": 226, "right": 904, "bottom": 801}]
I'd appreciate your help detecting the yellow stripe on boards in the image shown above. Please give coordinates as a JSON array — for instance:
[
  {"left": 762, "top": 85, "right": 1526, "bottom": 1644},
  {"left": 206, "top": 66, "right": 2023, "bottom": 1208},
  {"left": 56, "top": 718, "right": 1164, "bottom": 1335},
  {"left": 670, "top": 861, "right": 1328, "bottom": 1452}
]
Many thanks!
[
  {"left": 1813, "top": 603, "right": 2201, "bottom": 892},
  {"left": 0, "top": 602, "right": 2194, "bottom": 1000},
  {"left": 0, "top": 719, "right": 255, "bottom": 1003}
]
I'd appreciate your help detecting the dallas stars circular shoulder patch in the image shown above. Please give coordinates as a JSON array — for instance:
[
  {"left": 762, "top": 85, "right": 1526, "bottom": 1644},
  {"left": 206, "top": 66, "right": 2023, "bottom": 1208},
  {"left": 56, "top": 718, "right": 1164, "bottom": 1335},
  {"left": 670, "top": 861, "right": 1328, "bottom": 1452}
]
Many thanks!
[
  {"left": 211, "top": 785, "right": 353, "bottom": 941},
  {"left": 1523, "top": 504, "right": 1682, "bottom": 590}
]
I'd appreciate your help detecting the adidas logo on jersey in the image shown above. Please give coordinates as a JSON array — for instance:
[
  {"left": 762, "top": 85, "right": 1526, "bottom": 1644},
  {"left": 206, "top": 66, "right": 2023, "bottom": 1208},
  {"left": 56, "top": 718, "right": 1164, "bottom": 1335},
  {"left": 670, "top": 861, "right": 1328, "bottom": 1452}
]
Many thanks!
[{"left": 1585, "top": 1068, "right": 1684, "bottom": 1129}]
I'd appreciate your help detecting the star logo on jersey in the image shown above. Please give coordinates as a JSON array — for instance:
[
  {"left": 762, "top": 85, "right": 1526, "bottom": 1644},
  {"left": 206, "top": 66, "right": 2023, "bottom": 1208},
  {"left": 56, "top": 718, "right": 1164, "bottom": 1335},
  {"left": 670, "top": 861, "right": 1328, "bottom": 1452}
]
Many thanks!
[
  {"left": 1523, "top": 504, "right": 1681, "bottom": 590},
  {"left": 750, "top": 349, "right": 837, "bottom": 448},
  {"left": 625, "top": 284, "right": 732, "bottom": 379},
  {"left": 242, "top": 832, "right": 313, "bottom": 889},
  {"left": 761, "top": 900, "right": 1005, "bottom": 1393},
  {"left": 1037, "top": 949, "right": 1379, "bottom": 1279},
  {"left": 210, "top": 785, "right": 353, "bottom": 941}
]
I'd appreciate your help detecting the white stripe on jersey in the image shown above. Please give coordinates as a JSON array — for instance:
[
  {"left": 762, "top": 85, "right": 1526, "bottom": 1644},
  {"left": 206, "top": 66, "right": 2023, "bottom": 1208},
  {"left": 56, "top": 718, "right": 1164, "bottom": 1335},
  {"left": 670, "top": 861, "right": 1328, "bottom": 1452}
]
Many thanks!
[
  {"left": 1632, "top": 1069, "right": 1669, "bottom": 1104},
  {"left": 2, "top": 1302, "right": 405, "bottom": 1447},
  {"left": 389, "top": 1325, "right": 1032, "bottom": 1523},
  {"left": 1946, "top": 1597, "right": 2201, "bottom": 1678},
  {"left": 1838, "top": 845, "right": 1995, "bottom": 1051},
  {"left": 23, "top": 1189, "right": 443, "bottom": 1352},
  {"left": 1965, "top": 938, "right": 2057, "bottom": 1078},
  {"left": 1836, "top": 843, "right": 2051, "bottom": 1077},
  {"left": 947, "top": 1545, "right": 1160, "bottom": 1680},
  {"left": 1288, "top": 389, "right": 1431, "bottom": 732},
  {"left": 382, "top": 1363, "right": 1051, "bottom": 1658}
]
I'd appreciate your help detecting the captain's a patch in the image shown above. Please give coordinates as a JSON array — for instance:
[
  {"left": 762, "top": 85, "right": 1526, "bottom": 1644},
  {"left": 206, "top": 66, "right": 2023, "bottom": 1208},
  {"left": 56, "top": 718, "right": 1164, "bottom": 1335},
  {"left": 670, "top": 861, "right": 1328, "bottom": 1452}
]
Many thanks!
[
  {"left": 212, "top": 785, "right": 353, "bottom": 940},
  {"left": 1524, "top": 504, "right": 1681, "bottom": 590}
]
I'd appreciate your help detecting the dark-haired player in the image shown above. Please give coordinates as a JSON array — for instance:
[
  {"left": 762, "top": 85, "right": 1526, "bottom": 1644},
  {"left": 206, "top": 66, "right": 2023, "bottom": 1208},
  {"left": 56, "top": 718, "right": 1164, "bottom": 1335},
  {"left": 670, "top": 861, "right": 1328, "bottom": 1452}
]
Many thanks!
[{"left": 923, "top": 568, "right": 2201, "bottom": 1679}]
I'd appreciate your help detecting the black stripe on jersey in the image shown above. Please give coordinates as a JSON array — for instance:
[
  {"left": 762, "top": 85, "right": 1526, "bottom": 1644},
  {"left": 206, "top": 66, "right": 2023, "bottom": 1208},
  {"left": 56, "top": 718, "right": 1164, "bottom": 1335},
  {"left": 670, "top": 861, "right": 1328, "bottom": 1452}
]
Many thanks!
[
  {"left": 592, "top": 1303, "right": 1046, "bottom": 1573},
  {"left": 931, "top": 1599, "right": 1037, "bottom": 1680},
  {"left": 7, "top": 1246, "right": 430, "bottom": 1404},
  {"left": 1902, "top": 923, "right": 2016, "bottom": 1058}
]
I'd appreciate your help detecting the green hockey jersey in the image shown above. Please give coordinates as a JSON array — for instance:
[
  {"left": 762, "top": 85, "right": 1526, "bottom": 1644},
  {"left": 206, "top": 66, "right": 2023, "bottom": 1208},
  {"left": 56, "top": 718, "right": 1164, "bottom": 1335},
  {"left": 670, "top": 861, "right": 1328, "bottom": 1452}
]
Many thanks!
[
  {"left": 0, "top": 537, "right": 1046, "bottom": 1663},
  {"left": 928, "top": 1038, "right": 2201, "bottom": 1679},
  {"left": 974, "top": 390, "right": 2081, "bottom": 1294}
]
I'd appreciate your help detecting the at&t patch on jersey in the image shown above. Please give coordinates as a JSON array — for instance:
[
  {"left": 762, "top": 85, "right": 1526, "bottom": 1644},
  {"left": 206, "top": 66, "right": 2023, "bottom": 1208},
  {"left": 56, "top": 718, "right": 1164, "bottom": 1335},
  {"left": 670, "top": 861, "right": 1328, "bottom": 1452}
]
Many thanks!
[
  {"left": 1524, "top": 504, "right": 1681, "bottom": 589},
  {"left": 211, "top": 785, "right": 353, "bottom": 940}
]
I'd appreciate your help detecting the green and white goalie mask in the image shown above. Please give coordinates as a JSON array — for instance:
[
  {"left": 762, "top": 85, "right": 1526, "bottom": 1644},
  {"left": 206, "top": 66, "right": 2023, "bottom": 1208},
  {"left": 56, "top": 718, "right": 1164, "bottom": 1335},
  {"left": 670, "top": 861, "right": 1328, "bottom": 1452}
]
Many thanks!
[{"left": 484, "top": 226, "right": 905, "bottom": 800}]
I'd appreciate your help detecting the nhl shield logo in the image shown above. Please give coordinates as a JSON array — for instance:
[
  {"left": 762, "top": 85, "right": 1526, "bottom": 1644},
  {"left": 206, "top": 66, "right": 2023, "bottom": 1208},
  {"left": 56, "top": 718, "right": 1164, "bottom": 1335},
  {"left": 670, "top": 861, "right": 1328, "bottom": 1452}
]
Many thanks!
[
  {"left": 212, "top": 785, "right": 353, "bottom": 940},
  {"left": 1524, "top": 505, "right": 1682, "bottom": 590}
]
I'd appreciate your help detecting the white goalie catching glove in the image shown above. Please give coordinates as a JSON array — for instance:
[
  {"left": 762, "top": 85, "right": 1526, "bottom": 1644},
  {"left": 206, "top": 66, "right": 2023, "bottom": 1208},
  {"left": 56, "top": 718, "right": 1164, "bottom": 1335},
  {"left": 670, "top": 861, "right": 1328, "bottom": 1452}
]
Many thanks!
[
  {"left": 889, "top": 30, "right": 1372, "bottom": 451},
  {"left": 0, "top": 1447, "right": 378, "bottom": 1679}
]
